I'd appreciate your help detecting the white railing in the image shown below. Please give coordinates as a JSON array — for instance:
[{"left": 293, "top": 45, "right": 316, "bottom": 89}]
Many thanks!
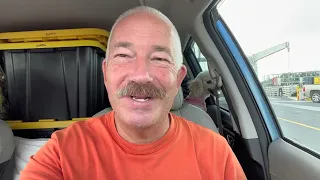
[{"left": 263, "top": 85, "right": 296, "bottom": 97}]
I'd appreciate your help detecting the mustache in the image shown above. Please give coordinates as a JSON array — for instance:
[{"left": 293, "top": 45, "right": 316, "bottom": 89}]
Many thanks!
[{"left": 117, "top": 81, "right": 166, "bottom": 99}]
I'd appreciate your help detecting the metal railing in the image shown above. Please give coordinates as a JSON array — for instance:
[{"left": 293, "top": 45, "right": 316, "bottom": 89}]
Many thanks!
[{"left": 263, "top": 85, "right": 296, "bottom": 97}]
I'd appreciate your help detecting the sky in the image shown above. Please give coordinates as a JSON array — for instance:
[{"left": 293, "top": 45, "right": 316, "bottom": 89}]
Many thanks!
[{"left": 217, "top": 0, "right": 320, "bottom": 81}]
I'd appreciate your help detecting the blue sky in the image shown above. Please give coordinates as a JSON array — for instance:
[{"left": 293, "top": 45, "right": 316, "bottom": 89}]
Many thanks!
[{"left": 218, "top": 0, "right": 320, "bottom": 81}]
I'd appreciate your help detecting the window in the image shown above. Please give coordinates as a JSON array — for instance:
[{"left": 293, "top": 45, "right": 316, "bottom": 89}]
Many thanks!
[
  {"left": 218, "top": 0, "right": 320, "bottom": 154},
  {"left": 192, "top": 42, "right": 209, "bottom": 71},
  {"left": 191, "top": 41, "right": 229, "bottom": 110}
]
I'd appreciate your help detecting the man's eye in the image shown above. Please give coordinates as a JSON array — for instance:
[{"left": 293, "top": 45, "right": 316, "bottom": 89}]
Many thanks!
[
  {"left": 115, "top": 54, "right": 129, "bottom": 58},
  {"left": 152, "top": 57, "right": 168, "bottom": 62}
]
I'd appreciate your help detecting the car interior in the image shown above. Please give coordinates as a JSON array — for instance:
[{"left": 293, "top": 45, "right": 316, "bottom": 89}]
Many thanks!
[{"left": 0, "top": 0, "right": 320, "bottom": 180}]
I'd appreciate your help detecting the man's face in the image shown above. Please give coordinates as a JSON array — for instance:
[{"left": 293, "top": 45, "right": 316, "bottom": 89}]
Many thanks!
[{"left": 102, "top": 12, "right": 186, "bottom": 128}]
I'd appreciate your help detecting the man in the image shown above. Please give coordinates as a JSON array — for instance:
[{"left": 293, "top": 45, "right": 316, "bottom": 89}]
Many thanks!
[{"left": 21, "top": 6, "right": 246, "bottom": 180}]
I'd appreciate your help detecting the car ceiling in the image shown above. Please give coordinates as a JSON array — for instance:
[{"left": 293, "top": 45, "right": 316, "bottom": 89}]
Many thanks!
[{"left": 0, "top": 0, "right": 217, "bottom": 49}]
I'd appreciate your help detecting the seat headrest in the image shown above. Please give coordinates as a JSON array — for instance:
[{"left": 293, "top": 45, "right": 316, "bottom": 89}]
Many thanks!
[
  {"left": 0, "top": 120, "right": 15, "bottom": 163},
  {"left": 171, "top": 88, "right": 184, "bottom": 111}
]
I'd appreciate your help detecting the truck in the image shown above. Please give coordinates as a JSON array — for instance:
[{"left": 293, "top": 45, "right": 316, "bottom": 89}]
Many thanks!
[
  {"left": 301, "top": 76, "right": 320, "bottom": 103},
  {"left": 302, "top": 85, "right": 320, "bottom": 103}
]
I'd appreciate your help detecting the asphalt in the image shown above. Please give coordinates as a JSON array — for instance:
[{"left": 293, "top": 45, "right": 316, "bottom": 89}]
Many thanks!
[
  {"left": 218, "top": 96, "right": 320, "bottom": 155},
  {"left": 268, "top": 97, "right": 320, "bottom": 154}
]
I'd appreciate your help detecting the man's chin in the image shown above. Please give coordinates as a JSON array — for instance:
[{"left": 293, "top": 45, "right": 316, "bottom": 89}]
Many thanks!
[{"left": 126, "top": 111, "right": 157, "bottom": 128}]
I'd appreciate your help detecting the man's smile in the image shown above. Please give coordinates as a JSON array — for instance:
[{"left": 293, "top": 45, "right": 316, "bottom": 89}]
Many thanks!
[
  {"left": 131, "top": 96, "right": 151, "bottom": 102},
  {"left": 122, "top": 95, "right": 156, "bottom": 105}
]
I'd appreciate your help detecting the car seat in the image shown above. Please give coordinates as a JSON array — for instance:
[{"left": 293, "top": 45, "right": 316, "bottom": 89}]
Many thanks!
[
  {"left": 0, "top": 120, "right": 15, "bottom": 180},
  {"left": 93, "top": 88, "right": 218, "bottom": 132},
  {"left": 0, "top": 119, "right": 49, "bottom": 180}
]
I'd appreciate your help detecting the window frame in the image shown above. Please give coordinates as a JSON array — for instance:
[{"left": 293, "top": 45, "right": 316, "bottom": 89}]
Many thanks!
[
  {"left": 201, "top": 3, "right": 278, "bottom": 179},
  {"left": 205, "top": 0, "right": 320, "bottom": 160},
  {"left": 184, "top": 38, "right": 244, "bottom": 134},
  {"left": 188, "top": 40, "right": 232, "bottom": 111}
]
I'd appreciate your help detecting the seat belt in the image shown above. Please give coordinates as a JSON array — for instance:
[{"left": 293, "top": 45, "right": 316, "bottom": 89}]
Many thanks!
[
  {"left": 209, "top": 70, "right": 224, "bottom": 135},
  {"left": 213, "top": 88, "right": 224, "bottom": 135},
  {"left": 209, "top": 70, "right": 236, "bottom": 148}
]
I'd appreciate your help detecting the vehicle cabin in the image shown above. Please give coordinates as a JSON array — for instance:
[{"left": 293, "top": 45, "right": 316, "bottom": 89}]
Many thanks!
[{"left": 0, "top": 0, "right": 319, "bottom": 180}]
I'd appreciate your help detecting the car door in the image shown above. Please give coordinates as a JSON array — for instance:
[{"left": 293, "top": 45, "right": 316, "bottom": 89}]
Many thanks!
[{"left": 198, "top": 0, "right": 320, "bottom": 180}]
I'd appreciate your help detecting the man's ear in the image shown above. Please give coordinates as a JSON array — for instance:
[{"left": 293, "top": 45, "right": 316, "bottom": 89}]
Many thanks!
[
  {"left": 102, "top": 58, "right": 108, "bottom": 88},
  {"left": 176, "top": 65, "right": 187, "bottom": 88}
]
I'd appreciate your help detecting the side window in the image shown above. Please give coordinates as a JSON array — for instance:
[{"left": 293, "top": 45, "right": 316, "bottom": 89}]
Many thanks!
[
  {"left": 190, "top": 41, "right": 229, "bottom": 110},
  {"left": 218, "top": 0, "right": 320, "bottom": 155},
  {"left": 191, "top": 42, "right": 209, "bottom": 71}
]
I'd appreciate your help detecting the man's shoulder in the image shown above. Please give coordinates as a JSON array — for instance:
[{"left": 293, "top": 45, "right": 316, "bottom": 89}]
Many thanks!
[{"left": 52, "top": 112, "right": 111, "bottom": 141}]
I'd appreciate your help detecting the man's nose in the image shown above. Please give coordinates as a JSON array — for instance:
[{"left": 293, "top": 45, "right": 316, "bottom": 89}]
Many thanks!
[{"left": 129, "top": 59, "right": 153, "bottom": 83}]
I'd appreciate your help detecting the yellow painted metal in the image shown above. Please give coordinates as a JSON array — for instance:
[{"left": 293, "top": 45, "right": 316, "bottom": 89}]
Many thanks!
[
  {"left": 296, "top": 87, "right": 300, "bottom": 101},
  {"left": 5, "top": 120, "right": 23, "bottom": 123},
  {"left": 7, "top": 118, "right": 88, "bottom": 130},
  {"left": 0, "top": 28, "right": 109, "bottom": 46},
  {"left": 314, "top": 77, "right": 320, "bottom": 85},
  {"left": 0, "top": 40, "right": 106, "bottom": 51}
]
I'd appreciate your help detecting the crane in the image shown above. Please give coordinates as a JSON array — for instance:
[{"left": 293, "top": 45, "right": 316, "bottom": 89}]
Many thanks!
[
  {"left": 247, "top": 42, "right": 290, "bottom": 75},
  {"left": 194, "top": 41, "right": 290, "bottom": 76}
]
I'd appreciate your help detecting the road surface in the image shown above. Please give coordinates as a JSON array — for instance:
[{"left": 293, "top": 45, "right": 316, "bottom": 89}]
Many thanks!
[
  {"left": 219, "top": 96, "right": 320, "bottom": 155},
  {"left": 268, "top": 97, "right": 320, "bottom": 155}
]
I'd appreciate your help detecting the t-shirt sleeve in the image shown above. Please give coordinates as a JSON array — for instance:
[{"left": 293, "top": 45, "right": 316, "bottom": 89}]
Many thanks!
[
  {"left": 20, "top": 133, "right": 63, "bottom": 180},
  {"left": 224, "top": 144, "right": 247, "bottom": 180}
]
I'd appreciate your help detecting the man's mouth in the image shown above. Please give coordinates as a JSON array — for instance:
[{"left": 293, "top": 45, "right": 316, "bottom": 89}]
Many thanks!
[{"left": 130, "top": 96, "right": 151, "bottom": 102}]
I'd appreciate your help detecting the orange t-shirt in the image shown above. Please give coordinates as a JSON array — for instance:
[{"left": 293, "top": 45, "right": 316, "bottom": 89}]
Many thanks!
[{"left": 20, "top": 111, "right": 246, "bottom": 180}]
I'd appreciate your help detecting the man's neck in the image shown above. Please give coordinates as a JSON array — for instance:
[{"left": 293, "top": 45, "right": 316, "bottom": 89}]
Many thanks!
[{"left": 114, "top": 115, "right": 171, "bottom": 144}]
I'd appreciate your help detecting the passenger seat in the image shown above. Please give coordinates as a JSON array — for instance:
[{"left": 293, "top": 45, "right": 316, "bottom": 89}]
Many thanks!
[
  {"left": 0, "top": 119, "right": 49, "bottom": 180},
  {"left": 93, "top": 88, "right": 218, "bottom": 132},
  {"left": 0, "top": 120, "right": 15, "bottom": 180}
]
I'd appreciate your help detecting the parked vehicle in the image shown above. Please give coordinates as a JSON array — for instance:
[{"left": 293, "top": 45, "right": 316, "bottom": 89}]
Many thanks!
[{"left": 303, "top": 84, "right": 320, "bottom": 103}]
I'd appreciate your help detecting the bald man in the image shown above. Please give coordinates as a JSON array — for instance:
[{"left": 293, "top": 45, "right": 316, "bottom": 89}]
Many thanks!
[{"left": 20, "top": 6, "right": 246, "bottom": 180}]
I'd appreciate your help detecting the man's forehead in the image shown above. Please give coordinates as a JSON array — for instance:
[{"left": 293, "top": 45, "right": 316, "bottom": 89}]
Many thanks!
[
  {"left": 109, "top": 25, "right": 173, "bottom": 51},
  {"left": 111, "top": 40, "right": 173, "bottom": 57},
  {"left": 107, "top": 12, "right": 177, "bottom": 56},
  {"left": 112, "top": 21, "right": 170, "bottom": 37},
  {"left": 118, "top": 11, "right": 169, "bottom": 27},
  {"left": 110, "top": 12, "right": 172, "bottom": 39}
]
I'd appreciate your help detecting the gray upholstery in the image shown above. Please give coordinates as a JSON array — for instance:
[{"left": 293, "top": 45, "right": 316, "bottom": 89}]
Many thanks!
[
  {"left": 171, "top": 103, "right": 218, "bottom": 131},
  {"left": 93, "top": 89, "right": 218, "bottom": 132},
  {"left": 0, "top": 120, "right": 14, "bottom": 164},
  {"left": 13, "top": 137, "right": 48, "bottom": 180},
  {"left": 0, "top": 120, "right": 49, "bottom": 180},
  {"left": 0, "top": 120, "right": 15, "bottom": 180},
  {"left": 171, "top": 88, "right": 184, "bottom": 111}
]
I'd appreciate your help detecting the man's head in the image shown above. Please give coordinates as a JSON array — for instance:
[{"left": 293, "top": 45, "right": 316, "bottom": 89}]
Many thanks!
[
  {"left": 102, "top": 6, "right": 187, "bottom": 129},
  {"left": 106, "top": 6, "right": 184, "bottom": 68}
]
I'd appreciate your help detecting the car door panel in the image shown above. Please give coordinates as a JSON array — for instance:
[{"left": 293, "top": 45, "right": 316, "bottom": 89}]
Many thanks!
[{"left": 269, "top": 139, "right": 320, "bottom": 180}]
